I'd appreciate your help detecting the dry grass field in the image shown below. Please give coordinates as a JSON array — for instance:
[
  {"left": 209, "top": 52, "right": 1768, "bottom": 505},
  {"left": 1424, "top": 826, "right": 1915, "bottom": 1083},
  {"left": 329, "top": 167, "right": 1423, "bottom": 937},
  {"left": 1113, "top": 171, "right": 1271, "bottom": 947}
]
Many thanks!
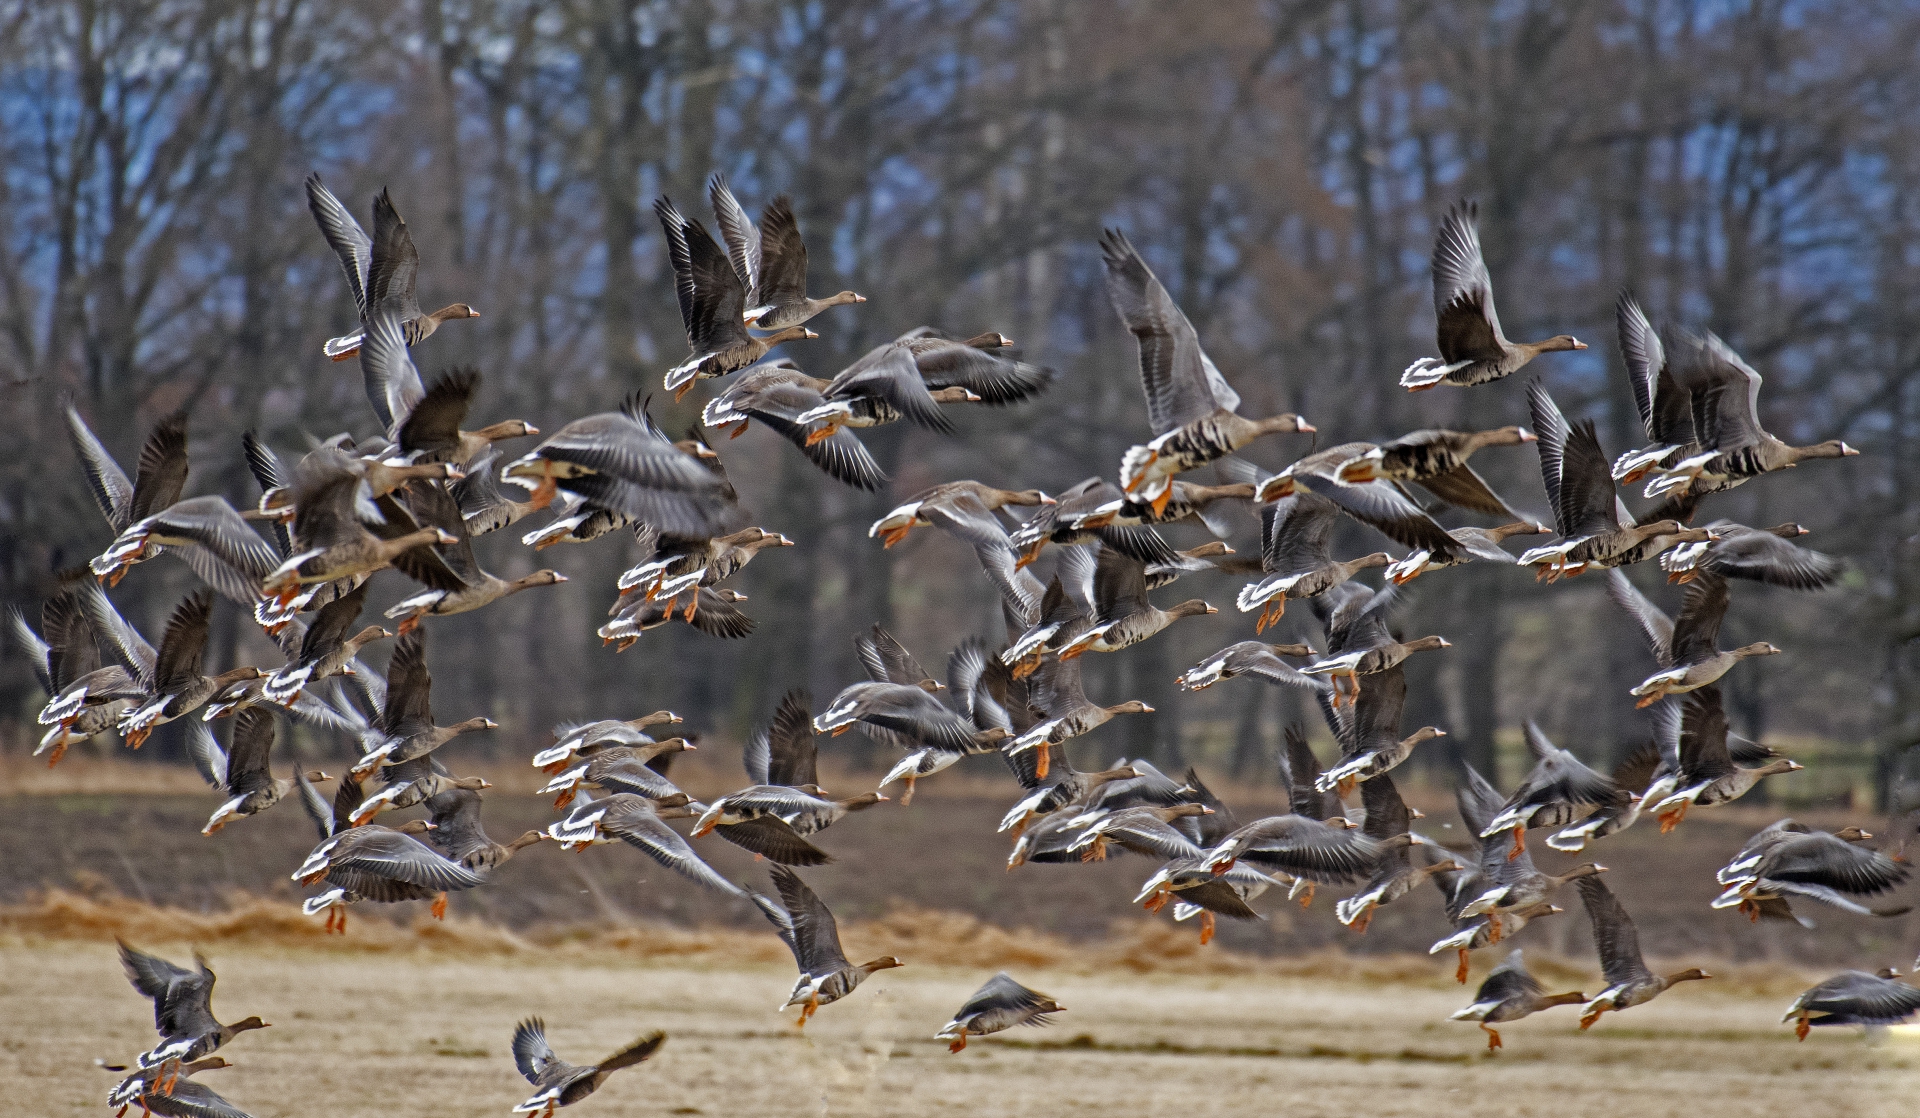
[
  {"left": 7, "top": 930, "right": 1920, "bottom": 1118},
  {"left": 6, "top": 759, "right": 1920, "bottom": 1117}
]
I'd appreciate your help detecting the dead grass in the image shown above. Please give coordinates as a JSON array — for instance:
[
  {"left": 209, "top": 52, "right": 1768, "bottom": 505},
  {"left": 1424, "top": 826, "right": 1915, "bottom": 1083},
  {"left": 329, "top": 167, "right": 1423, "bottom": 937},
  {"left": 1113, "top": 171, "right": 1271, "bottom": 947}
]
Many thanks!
[{"left": 0, "top": 887, "right": 1825, "bottom": 1000}]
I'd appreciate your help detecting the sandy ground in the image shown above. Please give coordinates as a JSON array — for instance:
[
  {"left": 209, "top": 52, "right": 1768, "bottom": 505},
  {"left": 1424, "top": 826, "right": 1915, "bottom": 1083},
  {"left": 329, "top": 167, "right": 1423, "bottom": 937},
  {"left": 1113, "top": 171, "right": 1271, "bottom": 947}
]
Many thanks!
[{"left": 9, "top": 937, "right": 1919, "bottom": 1118}]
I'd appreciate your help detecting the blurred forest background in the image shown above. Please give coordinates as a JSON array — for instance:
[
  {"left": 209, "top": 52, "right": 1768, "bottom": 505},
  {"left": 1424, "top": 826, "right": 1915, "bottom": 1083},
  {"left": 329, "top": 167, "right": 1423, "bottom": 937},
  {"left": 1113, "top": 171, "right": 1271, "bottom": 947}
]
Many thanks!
[{"left": 3, "top": 0, "right": 1918, "bottom": 808}]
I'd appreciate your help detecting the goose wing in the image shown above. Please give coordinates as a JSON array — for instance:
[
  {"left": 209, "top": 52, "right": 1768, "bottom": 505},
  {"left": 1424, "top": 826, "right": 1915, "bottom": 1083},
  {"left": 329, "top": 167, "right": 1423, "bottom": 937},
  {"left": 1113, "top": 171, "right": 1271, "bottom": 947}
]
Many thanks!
[
  {"left": 1430, "top": 200, "right": 1506, "bottom": 361},
  {"left": 1577, "top": 875, "right": 1656, "bottom": 989},
  {"left": 1099, "top": 227, "right": 1238, "bottom": 433}
]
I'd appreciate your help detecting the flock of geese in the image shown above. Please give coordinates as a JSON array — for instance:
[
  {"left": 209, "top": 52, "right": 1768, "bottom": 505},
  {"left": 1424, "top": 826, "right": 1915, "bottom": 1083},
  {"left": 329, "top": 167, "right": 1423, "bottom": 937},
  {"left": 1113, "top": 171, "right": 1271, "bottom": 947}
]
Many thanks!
[{"left": 16, "top": 179, "right": 1918, "bottom": 1116}]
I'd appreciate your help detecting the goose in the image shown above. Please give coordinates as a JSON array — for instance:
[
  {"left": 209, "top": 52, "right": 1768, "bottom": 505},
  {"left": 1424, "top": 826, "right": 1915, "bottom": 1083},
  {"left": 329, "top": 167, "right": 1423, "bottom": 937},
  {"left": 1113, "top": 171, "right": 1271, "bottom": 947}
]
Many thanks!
[
  {"left": 794, "top": 338, "right": 978, "bottom": 440},
  {"left": 1175, "top": 640, "right": 1321, "bottom": 692},
  {"left": 1783, "top": 971, "right": 1920, "bottom": 1040},
  {"left": 1062, "top": 479, "right": 1256, "bottom": 540},
  {"left": 886, "top": 639, "right": 1032, "bottom": 805},
  {"left": 997, "top": 744, "right": 1139, "bottom": 835},
  {"left": 544, "top": 793, "right": 747, "bottom": 898},
  {"left": 260, "top": 582, "right": 388, "bottom": 706},
  {"left": 1134, "top": 853, "right": 1282, "bottom": 945},
  {"left": 1712, "top": 820, "right": 1910, "bottom": 923},
  {"left": 1382, "top": 521, "right": 1550, "bottom": 585},
  {"left": 1609, "top": 292, "right": 1699, "bottom": 482},
  {"left": 388, "top": 366, "right": 537, "bottom": 466},
  {"left": 1646, "top": 328, "right": 1857, "bottom": 499},
  {"left": 698, "top": 360, "right": 887, "bottom": 490},
  {"left": 1301, "top": 582, "right": 1449, "bottom": 708},
  {"left": 379, "top": 476, "right": 566, "bottom": 632},
  {"left": 755, "top": 866, "right": 904, "bottom": 1026},
  {"left": 1546, "top": 718, "right": 1672, "bottom": 852},
  {"left": 107, "top": 1056, "right": 247, "bottom": 1118},
  {"left": 1051, "top": 545, "right": 1215, "bottom": 660},
  {"left": 1004, "top": 654, "right": 1154, "bottom": 777},
  {"left": 600, "top": 586, "right": 755, "bottom": 647},
  {"left": 1315, "top": 665, "right": 1446, "bottom": 796},
  {"left": 1519, "top": 378, "right": 1714, "bottom": 580},
  {"left": 1234, "top": 490, "right": 1391, "bottom": 631},
  {"left": 813, "top": 678, "right": 997, "bottom": 756},
  {"left": 306, "top": 174, "right": 478, "bottom": 363},
  {"left": 510, "top": 1018, "right": 666, "bottom": 1117},
  {"left": 1004, "top": 476, "right": 1184, "bottom": 570},
  {"left": 1400, "top": 200, "right": 1585, "bottom": 389},
  {"left": 1449, "top": 949, "right": 1586, "bottom": 1050},
  {"left": 67, "top": 404, "right": 280, "bottom": 603},
  {"left": 867, "top": 481, "right": 1053, "bottom": 548},
  {"left": 196, "top": 707, "right": 332, "bottom": 835},
  {"left": 416, "top": 786, "right": 545, "bottom": 872},
  {"left": 347, "top": 630, "right": 496, "bottom": 777},
  {"left": 1248, "top": 446, "right": 1459, "bottom": 559},
  {"left": 615, "top": 525, "right": 792, "bottom": 606},
  {"left": 532, "top": 711, "right": 682, "bottom": 772},
  {"left": 934, "top": 973, "right": 1065, "bottom": 1052},
  {"left": 116, "top": 940, "right": 269, "bottom": 1090},
  {"left": 539, "top": 737, "right": 694, "bottom": 809},
  {"left": 1659, "top": 520, "right": 1841, "bottom": 590},
  {"left": 690, "top": 691, "right": 886, "bottom": 864},
  {"left": 1647, "top": 686, "right": 1802, "bottom": 830},
  {"left": 1428, "top": 765, "right": 1570, "bottom": 981},
  {"left": 17, "top": 582, "right": 142, "bottom": 763},
  {"left": 1332, "top": 773, "right": 1455, "bottom": 933},
  {"left": 258, "top": 448, "right": 457, "bottom": 617},
  {"left": 1478, "top": 720, "right": 1619, "bottom": 860},
  {"left": 1574, "top": 875, "right": 1710, "bottom": 1029},
  {"left": 1202, "top": 811, "right": 1378, "bottom": 888},
  {"left": 1065, "top": 803, "right": 1215, "bottom": 863},
  {"left": 707, "top": 175, "right": 864, "bottom": 328},
  {"left": 656, "top": 196, "right": 815, "bottom": 398},
  {"left": 1333, "top": 426, "right": 1537, "bottom": 517},
  {"left": 503, "top": 393, "right": 740, "bottom": 539},
  {"left": 891, "top": 326, "right": 1054, "bottom": 405},
  {"left": 1609, "top": 569, "right": 1778, "bottom": 707},
  {"left": 346, "top": 762, "right": 491, "bottom": 828},
  {"left": 292, "top": 772, "right": 486, "bottom": 931},
  {"left": 115, "top": 591, "right": 263, "bottom": 749},
  {"left": 450, "top": 449, "right": 544, "bottom": 536},
  {"left": 1101, "top": 228, "right": 1312, "bottom": 513}
]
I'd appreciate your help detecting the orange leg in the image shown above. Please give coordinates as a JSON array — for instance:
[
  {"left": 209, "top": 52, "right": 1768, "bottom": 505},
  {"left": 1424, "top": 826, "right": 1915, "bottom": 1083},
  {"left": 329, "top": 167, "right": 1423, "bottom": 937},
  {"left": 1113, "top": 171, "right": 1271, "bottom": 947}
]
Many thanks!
[
  {"left": 1482, "top": 1023, "right": 1502, "bottom": 1050},
  {"left": 1506, "top": 828, "right": 1526, "bottom": 861},
  {"left": 899, "top": 777, "right": 916, "bottom": 807},
  {"left": 1486, "top": 915, "right": 1504, "bottom": 944},
  {"left": 553, "top": 790, "right": 576, "bottom": 810},
  {"left": 1349, "top": 907, "right": 1374, "bottom": 935},
  {"left": 1456, "top": 948, "right": 1470, "bottom": 984},
  {"left": 1013, "top": 543, "right": 1044, "bottom": 570},
  {"left": 431, "top": 893, "right": 448, "bottom": 920},
  {"left": 1079, "top": 837, "right": 1107, "bottom": 862},
  {"left": 729, "top": 421, "right": 750, "bottom": 439},
  {"left": 45, "top": 735, "right": 71, "bottom": 768},
  {"left": 1198, "top": 911, "right": 1216, "bottom": 945},
  {"left": 1295, "top": 883, "right": 1315, "bottom": 908},
  {"left": 1578, "top": 1005, "right": 1605, "bottom": 1031},
  {"left": 396, "top": 612, "right": 422, "bottom": 636},
  {"left": 1657, "top": 803, "right": 1688, "bottom": 833},
  {"left": 1033, "top": 745, "right": 1051, "bottom": 781},
  {"left": 948, "top": 1029, "right": 968, "bottom": 1053},
  {"left": 1150, "top": 487, "right": 1172, "bottom": 517},
  {"left": 1795, "top": 1015, "right": 1810, "bottom": 1041}
]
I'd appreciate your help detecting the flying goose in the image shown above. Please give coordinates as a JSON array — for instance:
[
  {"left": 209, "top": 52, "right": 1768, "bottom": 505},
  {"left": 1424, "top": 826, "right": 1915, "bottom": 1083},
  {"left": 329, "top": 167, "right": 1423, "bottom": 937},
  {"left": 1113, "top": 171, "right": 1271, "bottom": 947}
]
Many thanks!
[{"left": 1401, "top": 200, "right": 1585, "bottom": 390}]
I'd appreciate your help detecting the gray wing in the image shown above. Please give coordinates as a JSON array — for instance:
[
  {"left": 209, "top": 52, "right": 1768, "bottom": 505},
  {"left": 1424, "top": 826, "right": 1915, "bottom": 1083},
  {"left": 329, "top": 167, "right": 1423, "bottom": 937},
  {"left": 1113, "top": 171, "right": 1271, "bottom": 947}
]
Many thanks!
[
  {"left": 707, "top": 174, "right": 763, "bottom": 303},
  {"left": 64, "top": 400, "right": 135, "bottom": 527},
  {"left": 1577, "top": 875, "right": 1656, "bottom": 988},
  {"left": 603, "top": 799, "right": 746, "bottom": 896},
  {"left": 305, "top": 172, "right": 372, "bottom": 314},
  {"left": 512, "top": 1017, "right": 557, "bottom": 1083},
  {"left": 769, "top": 865, "right": 851, "bottom": 976},
  {"left": 360, "top": 307, "right": 425, "bottom": 434},
  {"left": 1606, "top": 570, "right": 1675, "bottom": 665},
  {"left": 1099, "top": 228, "right": 1238, "bottom": 433}
]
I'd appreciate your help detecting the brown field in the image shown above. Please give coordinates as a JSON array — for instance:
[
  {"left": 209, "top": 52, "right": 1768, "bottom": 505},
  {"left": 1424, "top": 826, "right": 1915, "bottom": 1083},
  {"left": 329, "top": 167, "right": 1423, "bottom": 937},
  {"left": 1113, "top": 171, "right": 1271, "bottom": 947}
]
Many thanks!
[
  {"left": 5, "top": 758, "right": 1920, "bottom": 1116},
  {"left": 7, "top": 926, "right": 1920, "bottom": 1118}
]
